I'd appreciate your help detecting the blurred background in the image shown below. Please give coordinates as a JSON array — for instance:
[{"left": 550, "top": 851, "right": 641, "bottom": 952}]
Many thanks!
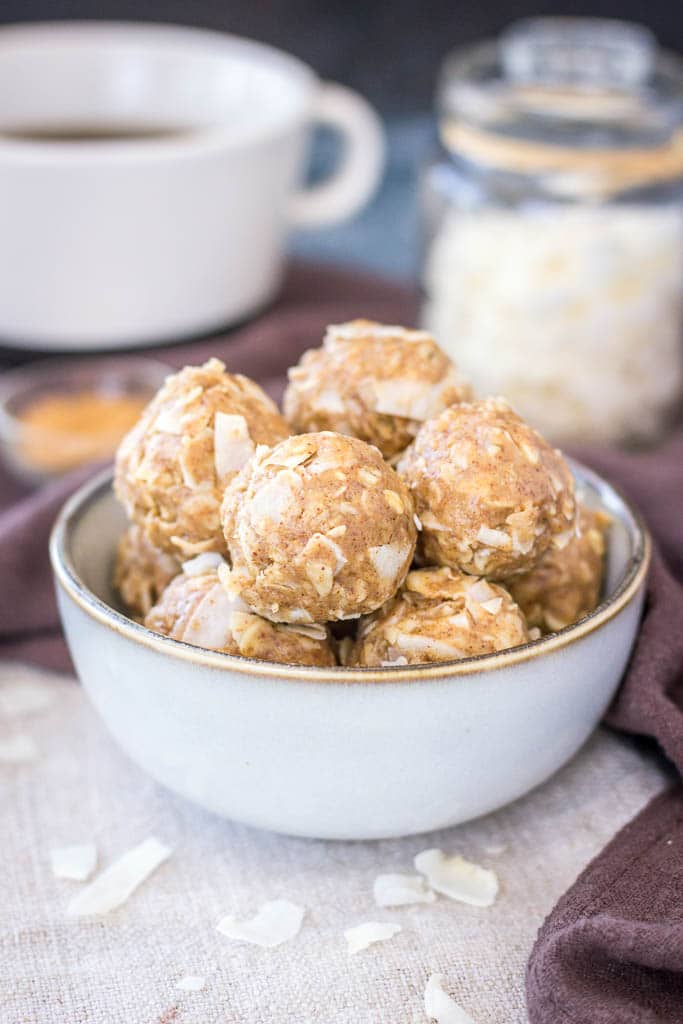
[
  {"left": 4, "top": 0, "right": 681, "bottom": 277},
  {"left": 0, "top": 2, "right": 681, "bottom": 467}
]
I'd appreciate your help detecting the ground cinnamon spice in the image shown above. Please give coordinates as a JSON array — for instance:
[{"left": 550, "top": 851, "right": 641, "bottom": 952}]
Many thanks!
[{"left": 16, "top": 390, "right": 148, "bottom": 473}]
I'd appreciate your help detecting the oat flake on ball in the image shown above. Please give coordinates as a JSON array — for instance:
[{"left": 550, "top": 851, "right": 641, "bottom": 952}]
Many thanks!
[
  {"left": 349, "top": 567, "right": 530, "bottom": 667},
  {"left": 114, "top": 359, "right": 289, "bottom": 558},
  {"left": 145, "top": 559, "right": 336, "bottom": 667},
  {"left": 283, "top": 319, "right": 472, "bottom": 460},
  {"left": 397, "top": 398, "right": 576, "bottom": 580},
  {"left": 113, "top": 524, "right": 180, "bottom": 620},
  {"left": 508, "top": 503, "right": 608, "bottom": 633},
  {"left": 221, "top": 431, "right": 417, "bottom": 623}
]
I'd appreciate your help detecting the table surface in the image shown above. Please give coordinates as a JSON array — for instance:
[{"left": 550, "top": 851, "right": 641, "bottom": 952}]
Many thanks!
[{"left": 0, "top": 661, "right": 668, "bottom": 1024}]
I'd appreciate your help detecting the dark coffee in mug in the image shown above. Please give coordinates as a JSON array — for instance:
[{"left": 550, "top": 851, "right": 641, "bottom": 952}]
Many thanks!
[{"left": 0, "top": 123, "right": 194, "bottom": 143}]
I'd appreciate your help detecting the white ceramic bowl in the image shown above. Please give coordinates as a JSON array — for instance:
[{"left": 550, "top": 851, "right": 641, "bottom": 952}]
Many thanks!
[{"left": 51, "top": 462, "right": 649, "bottom": 840}]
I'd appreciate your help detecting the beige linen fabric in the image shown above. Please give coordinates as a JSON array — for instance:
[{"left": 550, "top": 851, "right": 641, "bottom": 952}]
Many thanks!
[{"left": 0, "top": 662, "right": 669, "bottom": 1024}]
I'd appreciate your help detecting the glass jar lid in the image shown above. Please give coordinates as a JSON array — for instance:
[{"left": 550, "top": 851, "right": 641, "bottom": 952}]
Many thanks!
[{"left": 438, "top": 18, "right": 683, "bottom": 197}]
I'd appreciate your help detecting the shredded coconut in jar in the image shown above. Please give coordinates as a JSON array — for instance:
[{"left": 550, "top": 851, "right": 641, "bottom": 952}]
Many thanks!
[{"left": 422, "top": 205, "right": 683, "bottom": 444}]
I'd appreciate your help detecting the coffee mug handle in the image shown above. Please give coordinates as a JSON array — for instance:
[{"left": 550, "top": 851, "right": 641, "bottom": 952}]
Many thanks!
[{"left": 288, "top": 82, "right": 385, "bottom": 228}]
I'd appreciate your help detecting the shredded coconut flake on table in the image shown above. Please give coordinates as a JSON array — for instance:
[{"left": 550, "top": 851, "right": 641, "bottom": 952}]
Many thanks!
[
  {"left": 50, "top": 843, "right": 98, "bottom": 882},
  {"left": 216, "top": 899, "right": 305, "bottom": 948},
  {"left": 0, "top": 733, "right": 38, "bottom": 762},
  {"left": 373, "top": 873, "right": 436, "bottom": 907},
  {"left": 66, "top": 837, "right": 171, "bottom": 917},
  {"left": 176, "top": 975, "right": 206, "bottom": 991},
  {"left": 414, "top": 849, "right": 499, "bottom": 907},
  {"left": 424, "top": 974, "right": 476, "bottom": 1024},
  {"left": 344, "top": 921, "right": 402, "bottom": 955}
]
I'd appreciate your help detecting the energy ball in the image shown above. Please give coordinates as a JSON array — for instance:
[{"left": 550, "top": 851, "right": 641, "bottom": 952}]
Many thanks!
[
  {"left": 349, "top": 567, "right": 530, "bottom": 667},
  {"left": 398, "top": 397, "right": 576, "bottom": 580},
  {"left": 508, "top": 504, "right": 609, "bottom": 633},
  {"left": 283, "top": 320, "right": 472, "bottom": 460},
  {"left": 144, "top": 555, "right": 336, "bottom": 667},
  {"left": 221, "top": 431, "right": 417, "bottom": 623},
  {"left": 113, "top": 524, "right": 180, "bottom": 620},
  {"left": 115, "top": 359, "right": 289, "bottom": 558}
]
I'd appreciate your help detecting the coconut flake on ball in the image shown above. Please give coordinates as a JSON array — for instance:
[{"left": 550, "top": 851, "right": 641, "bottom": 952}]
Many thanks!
[
  {"left": 145, "top": 560, "right": 336, "bottom": 666},
  {"left": 186, "top": 588, "right": 238, "bottom": 649},
  {"left": 350, "top": 567, "right": 529, "bottom": 667},
  {"left": 114, "top": 524, "right": 181, "bottom": 620},
  {"left": 221, "top": 432, "right": 417, "bottom": 623},
  {"left": 508, "top": 503, "right": 609, "bottom": 633},
  {"left": 214, "top": 412, "right": 255, "bottom": 482},
  {"left": 114, "top": 359, "right": 288, "bottom": 558},
  {"left": 398, "top": 398, "right": 576, "bottom": 580},
  {"left": 283, "top": 320, "right": 472, "bottom": 459},
  {"left": 181, "top": 551, "right": 226, "bottom": 577}
]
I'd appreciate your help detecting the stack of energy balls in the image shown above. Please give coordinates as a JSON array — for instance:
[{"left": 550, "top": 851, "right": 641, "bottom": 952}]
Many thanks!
[{"left": 113, "top": 321, "right": 607, "bottom": 669}]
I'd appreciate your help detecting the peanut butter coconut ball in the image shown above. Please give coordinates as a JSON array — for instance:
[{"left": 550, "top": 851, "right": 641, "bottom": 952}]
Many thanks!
[
  {"left": 113, "top": 524, "right": 180, "bottom": 620},
  {"left": 283, "top": 320, "right": 472, "bottom": 460},
  {"left": 115, "top": 359, "right": 289, "bottom": 559},
  {"left": 349, "top": 567, "right": 530, "bottom": 667},
  {"left": 508, "top": 504, "right": 609, "bottom": 633},
  {"left": 221, "top": 431, "right": 417, "bottom": 623},
  {"left": 398, "top": 398, "right": 576, "bottom": 580},
  {"left": 144, "top": 554, "right": 336, "bottom": 667}
]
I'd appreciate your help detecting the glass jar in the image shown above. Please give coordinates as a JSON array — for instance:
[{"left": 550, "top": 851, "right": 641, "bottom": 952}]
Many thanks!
[{"left": 420, "top": 18, "right": 683, "bottom": 445}]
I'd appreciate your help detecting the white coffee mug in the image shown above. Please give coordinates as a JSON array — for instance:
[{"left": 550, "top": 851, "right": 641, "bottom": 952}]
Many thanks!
[{"left": 0, "top": 22, "right": 385, "bottom": 349}]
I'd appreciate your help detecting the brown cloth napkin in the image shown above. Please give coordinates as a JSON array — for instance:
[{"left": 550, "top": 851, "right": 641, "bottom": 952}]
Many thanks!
[
  {"left": 0, "top": 262, "right": 681, "bottom": 1021},
  {"left": 527, "top": 787, "right": 683, "bottom": 1023},
  {"left": 525, "top": 434, "right": 683, "bottom": 1024}
]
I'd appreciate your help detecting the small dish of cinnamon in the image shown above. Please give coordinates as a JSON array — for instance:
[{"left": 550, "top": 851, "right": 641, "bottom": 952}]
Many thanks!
[{"left": 0, "top": 357, "right": 172, "bottom": 483}]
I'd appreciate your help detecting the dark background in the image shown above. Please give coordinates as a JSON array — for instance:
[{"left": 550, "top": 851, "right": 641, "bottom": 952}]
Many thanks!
[
  {"left": 2, "top": 1, "right": 681, "bottom": 113},
  {"left": 3, "top": 2, "right": 680, "bottom": 274}
]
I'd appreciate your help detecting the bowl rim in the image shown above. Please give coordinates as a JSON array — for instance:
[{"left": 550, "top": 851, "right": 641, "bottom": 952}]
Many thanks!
[{"left": 50, "top": 460, "right": 651, "bottom": 683}]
